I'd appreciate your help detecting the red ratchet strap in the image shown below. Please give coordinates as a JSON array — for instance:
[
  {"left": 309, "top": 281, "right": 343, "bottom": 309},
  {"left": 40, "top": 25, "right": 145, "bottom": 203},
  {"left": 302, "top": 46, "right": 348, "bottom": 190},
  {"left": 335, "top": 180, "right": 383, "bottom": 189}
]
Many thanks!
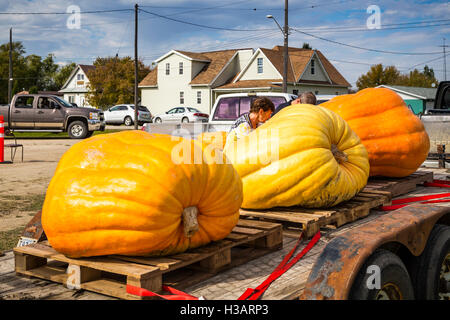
[
  {"left": 381, "top": 179, "right": 450, "bottom": 211},
  {"left": 238, "top": 230, "right": 321, "bottom": 301},
  {"left": 126, "top": 284, "right": 199, "bottom": 300},
  {"left": 126, "top": 230, "right": 322, "bottom": 301}
]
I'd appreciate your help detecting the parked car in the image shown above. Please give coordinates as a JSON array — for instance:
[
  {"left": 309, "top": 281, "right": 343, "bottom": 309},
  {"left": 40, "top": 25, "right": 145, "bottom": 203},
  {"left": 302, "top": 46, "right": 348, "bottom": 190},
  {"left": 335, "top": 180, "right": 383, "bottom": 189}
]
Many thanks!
[
  {"left": 103, "top": 104, "right": 152, "bottom": 126},
  {"left": 208, "top": 92, "right": 297, "bottom": 132},
  {"left": 152, "top": 107, "right": 209, "bottom": 124},
  {"left": 0, "top": 94, "right": 105, "bottom": 139}
]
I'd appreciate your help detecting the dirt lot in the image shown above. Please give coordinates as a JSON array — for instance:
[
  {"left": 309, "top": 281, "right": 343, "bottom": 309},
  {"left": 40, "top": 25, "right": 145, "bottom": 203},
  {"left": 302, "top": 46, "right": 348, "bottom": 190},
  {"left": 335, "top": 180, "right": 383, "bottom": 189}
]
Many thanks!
[{"left": 0, "top": 139, "right": 78, "bottom": 248}]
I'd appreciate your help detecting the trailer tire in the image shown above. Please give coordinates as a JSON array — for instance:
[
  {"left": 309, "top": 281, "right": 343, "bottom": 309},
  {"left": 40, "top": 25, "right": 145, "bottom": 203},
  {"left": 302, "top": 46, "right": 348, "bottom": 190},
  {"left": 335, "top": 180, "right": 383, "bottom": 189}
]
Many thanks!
[
  {"left": 349, "top": 249, "right": 415, "bottom": 300},
  {"left": 410, "top": 224, "right": 450, "bottom": 300}
]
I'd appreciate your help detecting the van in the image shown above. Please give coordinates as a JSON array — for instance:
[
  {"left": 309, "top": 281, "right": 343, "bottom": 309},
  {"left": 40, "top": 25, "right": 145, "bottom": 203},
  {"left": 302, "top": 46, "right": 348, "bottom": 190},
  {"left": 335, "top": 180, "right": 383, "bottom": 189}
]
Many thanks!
[{"left": 208, "top": 92, "right": 297, "bottom": 132}]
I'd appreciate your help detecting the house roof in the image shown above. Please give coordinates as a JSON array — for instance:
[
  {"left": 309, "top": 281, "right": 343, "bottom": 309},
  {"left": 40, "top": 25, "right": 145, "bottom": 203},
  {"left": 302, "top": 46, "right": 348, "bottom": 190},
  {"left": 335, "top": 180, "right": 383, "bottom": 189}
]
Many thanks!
[
  {"left": 138, "top": 46, "right": 350, "bottom": 89},
  {"left": 189, "top": 49, "right": 240, "bottom": 85},
  {"left": 79, "top": 64, "right": 96, "bottom": 75},
  {"left": 60, "top": 64, "right": 95, "bottom": 90},
  {"left": 138, "top": 49, "right": 244, "bottom": 87},
  {"left": 377, "top": 85, "right": 437, "bottom": 100},
  {"left": 270, "top": 46, "right": 350, "bottom": 87},
  {"left": 139, "top": 66, "right": 157, "bottom": 87}
]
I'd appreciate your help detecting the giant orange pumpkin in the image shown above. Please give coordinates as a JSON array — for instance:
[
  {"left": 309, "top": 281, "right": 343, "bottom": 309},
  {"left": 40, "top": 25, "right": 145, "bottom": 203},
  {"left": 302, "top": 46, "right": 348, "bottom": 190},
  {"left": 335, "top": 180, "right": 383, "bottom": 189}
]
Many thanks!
[
  {"left": 320, "top": 88, "right": 430, "bottom": 177},
  {"left": 42, "top": 130, "right": 243, "bottom": 258}
]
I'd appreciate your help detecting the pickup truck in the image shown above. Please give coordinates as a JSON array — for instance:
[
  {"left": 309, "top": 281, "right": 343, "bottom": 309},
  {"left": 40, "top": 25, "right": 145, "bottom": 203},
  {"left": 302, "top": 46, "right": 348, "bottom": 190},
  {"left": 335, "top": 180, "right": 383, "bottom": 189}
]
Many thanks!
[{"left": 0, "top": 94, "right": 105, "bottom": 139}]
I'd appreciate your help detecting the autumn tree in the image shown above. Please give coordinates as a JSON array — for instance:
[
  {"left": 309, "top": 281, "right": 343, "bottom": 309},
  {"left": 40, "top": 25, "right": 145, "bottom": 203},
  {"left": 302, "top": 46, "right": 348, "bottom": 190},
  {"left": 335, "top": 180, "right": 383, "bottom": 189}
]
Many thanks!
[
  {"left": 86, "top": 56, "right": 150, "bottom": 109},
  {"left": 396, "top": 65, "right": 438, "bottom": 88},
  {"left": 357, "top": 63, "right": 439, "bottom": 90},
  {"left": 356, "top": 64, "right": 401, "bottom": 90}
]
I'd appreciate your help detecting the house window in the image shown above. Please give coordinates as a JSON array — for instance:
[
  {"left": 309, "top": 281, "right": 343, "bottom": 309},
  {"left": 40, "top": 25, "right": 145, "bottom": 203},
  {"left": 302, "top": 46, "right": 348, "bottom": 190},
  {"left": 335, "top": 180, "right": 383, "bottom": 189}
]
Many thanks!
[
  {"left": 257, "top": 58, "right": 263, "bottom": 74},
  {"left": 179, "top": 62, "right": 183, "bottom": 75},
  {"left": 166, "top": 63, "right": 170, "bottom": 75},
  {"left": 77, "top": 74, "right": 84, "bottom": 80},
  {"left": 311, "top": 59, "right": 315, "bottom": 75},
  {"left": 180, "top": 91, "right": 184, "bottom": 104},
  {"left": 197, "top": 91, "right": 201, "bottom": 104}
]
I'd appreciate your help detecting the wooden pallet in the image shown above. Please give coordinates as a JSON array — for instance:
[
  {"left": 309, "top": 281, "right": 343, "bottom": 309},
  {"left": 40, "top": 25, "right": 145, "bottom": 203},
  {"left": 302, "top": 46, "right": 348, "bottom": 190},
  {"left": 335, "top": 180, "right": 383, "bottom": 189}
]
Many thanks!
[
  {"left": 240, "top": 171, "right": 434, "bottom": 239},
  {"left": 240, "top": 189, "right": 392, "bottom": 238},
  {"left": 13, "top": 219, "right": 282, "bottom": 300},
  {"left": 364, "top": 171, "right": 434, "bottom": 197}
]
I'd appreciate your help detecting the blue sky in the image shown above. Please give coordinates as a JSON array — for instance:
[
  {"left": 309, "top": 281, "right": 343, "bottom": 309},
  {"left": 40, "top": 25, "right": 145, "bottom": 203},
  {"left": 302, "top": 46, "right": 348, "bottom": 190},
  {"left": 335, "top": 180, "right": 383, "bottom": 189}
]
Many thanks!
[{"left": 0, "top": 0, "right": 449, "bottom": 88}]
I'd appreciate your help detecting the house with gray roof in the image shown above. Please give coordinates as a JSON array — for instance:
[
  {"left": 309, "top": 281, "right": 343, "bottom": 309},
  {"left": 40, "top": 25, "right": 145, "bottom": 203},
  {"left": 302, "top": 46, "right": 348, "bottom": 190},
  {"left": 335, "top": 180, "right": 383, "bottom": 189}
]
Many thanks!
[{"left": 377, "top": 85, "right": 437, "bottom": 114}]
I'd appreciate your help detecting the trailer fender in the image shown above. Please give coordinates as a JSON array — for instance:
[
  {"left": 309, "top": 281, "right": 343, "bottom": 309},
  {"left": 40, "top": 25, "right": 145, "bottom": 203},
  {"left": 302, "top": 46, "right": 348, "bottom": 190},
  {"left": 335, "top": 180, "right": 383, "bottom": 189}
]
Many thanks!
[{"left": 300, "top": 203, "right": 450, "bottom": 300}]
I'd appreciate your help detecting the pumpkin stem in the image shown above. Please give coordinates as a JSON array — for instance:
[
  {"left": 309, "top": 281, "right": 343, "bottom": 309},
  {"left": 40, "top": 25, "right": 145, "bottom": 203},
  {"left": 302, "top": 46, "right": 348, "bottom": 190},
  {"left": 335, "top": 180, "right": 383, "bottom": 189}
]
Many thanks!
[
  {"left": 182, "top": 206, "right": 199, "bottom": 238},
  {"left": 331, "top": 144, "right": 348, "bottom": 164}
]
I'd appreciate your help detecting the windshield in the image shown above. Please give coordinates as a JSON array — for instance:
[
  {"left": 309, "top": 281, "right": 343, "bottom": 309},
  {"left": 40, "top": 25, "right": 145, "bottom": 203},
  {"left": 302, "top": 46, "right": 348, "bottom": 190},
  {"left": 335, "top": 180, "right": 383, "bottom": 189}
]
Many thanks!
[{"left": 54, "top": 97, "right": 74, "bottom": 108}]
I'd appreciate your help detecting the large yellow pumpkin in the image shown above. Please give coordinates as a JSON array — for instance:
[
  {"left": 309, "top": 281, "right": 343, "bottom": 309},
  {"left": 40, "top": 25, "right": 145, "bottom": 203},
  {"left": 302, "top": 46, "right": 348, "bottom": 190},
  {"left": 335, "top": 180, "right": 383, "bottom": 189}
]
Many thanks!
[
  {"left": 224, "top": 104, "right": 369, "bottom": 209},
  {"left": 42, "top": 130, "right": 243, "bottom": 258},
  {"left": 197, "top": 131, "right": 227, "bottom": 150},
  {"left": 320, "top": 88, "right": 430, "bottom": 177}
]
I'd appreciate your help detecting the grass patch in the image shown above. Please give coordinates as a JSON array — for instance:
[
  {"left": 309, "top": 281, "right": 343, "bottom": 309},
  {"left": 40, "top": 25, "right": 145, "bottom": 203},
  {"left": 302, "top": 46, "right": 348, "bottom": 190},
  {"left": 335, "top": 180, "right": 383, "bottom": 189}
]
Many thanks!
[
  {"left": 0, "top": 194, "right": 46, "bottom": 215},
  {"left": 0, "top": 226, "right": 24, "bottom": 252},
  {"left": 5, "top": 129, "right": 125, "bottom": 139}
]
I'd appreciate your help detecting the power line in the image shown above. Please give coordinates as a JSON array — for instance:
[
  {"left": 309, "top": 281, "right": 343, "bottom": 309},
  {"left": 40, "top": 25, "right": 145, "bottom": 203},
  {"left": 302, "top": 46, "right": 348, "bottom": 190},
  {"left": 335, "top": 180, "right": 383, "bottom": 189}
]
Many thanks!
[
  {"left": 291, "top": 22, "right": 450, "bottom": 33},
  {"left": 291, "top": 28, "right": 443, "bottom": 55},
  {"left": 0, "top": 9, "right": 132, "bottom": 15},
  {"left": 139, "top": 8, "right": 276, "bottom": 32}
]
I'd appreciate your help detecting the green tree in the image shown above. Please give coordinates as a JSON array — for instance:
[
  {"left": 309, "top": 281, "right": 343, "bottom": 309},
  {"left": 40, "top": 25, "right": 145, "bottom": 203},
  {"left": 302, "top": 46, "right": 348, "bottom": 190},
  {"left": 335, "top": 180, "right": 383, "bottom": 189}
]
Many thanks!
[
  {"left": 356, "top": 64, "right": 401, "bottom": 90},
  {"left": 0, "top": 42, "right": 66, "bottom": 102},
  {"left": 86, "top": 56, "right": 150, "bottom": 109},
  {"left": 54, "top": 62, "right": 76, "bottom": 89},
  {"left": 302, "top": 42, "right": 312, "bottom": 50},
  {"left": 396, "top": 65, "right": 438, "bottom": 88}
]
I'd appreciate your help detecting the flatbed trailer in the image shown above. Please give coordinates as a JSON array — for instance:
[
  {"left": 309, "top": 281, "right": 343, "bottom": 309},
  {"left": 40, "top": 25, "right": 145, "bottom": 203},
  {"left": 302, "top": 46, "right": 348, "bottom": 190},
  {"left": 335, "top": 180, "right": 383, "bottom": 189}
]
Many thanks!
[{"left": 1, "top": 168, "right": 449, "bottom": 300}]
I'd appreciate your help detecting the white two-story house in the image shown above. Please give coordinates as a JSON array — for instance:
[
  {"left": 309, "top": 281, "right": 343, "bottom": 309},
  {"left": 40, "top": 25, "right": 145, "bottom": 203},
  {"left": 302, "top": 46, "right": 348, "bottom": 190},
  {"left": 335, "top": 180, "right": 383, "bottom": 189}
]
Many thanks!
[
  {"left": 59, "top": 64, "right": 95, "bottom": 107},
  {"left": 139, "top": 46, "right": 350, "bottom": 115}
]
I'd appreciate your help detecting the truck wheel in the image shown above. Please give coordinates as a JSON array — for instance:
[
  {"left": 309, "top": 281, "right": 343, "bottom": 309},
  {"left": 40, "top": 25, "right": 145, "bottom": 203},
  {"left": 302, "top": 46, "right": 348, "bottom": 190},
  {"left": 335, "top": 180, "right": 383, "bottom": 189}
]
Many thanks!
[
  {"left": 124, "top": 116, "right": 133, "bottom": 126},
  {"left": 410, "top": 224, "right": 450, "bottom": 300},
  {"left": 68, "top": 121, "right": 88, "bottom": 139},
  {"left": 349, "top": 249, "right": 415, "bottom": 300}
]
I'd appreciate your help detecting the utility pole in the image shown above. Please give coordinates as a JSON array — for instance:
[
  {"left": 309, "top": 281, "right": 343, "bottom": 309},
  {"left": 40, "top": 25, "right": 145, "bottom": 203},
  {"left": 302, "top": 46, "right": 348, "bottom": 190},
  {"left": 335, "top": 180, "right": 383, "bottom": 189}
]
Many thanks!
[
  {"left": 134, "top": 3, "right": 139, "bottom": 130},
  {"left": 8, "top": 28, "right": 13, "bottom": 104},
  {"left": 438, "top": 38, "right": 448, "bottom": 81},
  {"left": 283, "top": 0, "right": 288, "bottom": 93}
]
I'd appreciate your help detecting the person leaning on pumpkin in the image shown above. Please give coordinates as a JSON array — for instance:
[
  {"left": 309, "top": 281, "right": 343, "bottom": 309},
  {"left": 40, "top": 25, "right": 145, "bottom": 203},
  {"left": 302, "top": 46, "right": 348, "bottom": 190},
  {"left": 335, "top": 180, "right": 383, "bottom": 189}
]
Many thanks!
[
  {"left": 224, "top": 97, "right": 275, "bottom": 148},
  {"left": 272, "top": 91, "right": 317, "bottom": 115}
]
